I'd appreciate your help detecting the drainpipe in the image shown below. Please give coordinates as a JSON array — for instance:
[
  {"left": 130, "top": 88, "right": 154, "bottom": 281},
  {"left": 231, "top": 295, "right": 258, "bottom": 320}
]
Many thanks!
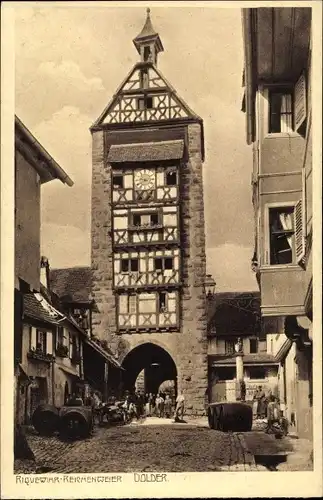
[{"left": 241, "top": 8, "right": 256, "bottom": 146}]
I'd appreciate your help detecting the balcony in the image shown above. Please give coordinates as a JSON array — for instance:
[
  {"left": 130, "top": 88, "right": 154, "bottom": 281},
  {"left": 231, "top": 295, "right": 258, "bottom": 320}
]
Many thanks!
[
  {"left": 27, "top": 348, "right": 54, "bottom": 363},
  {"left": 113, "top": 227, "right": 179, "bottom": 248},
  {"left": 117, "top": 312, "right": 178, "bottom": 333},
  {"left": 259, "top": 265, "right": 306, "bottom": 316},
  {"left": 114, "top": 270, "right": 180, "bottom": 290}
]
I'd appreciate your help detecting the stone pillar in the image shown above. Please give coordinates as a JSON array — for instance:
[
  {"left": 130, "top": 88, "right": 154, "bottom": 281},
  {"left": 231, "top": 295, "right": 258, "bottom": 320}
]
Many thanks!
[{"left": 236, "top": 354, "right": 244, "bottom": 382}]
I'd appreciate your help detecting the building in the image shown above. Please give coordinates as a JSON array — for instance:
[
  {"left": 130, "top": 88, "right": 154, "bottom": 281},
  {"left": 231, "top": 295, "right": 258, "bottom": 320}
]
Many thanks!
[
  {"left": 49, "top": 266, "right": 123, "bottom": 401},
  {"left": 242, "top": 7, "right": 313, "bottom": 439},
  {"left": 14, "top": 115, "right": 73, "bottom": 424},
  {"left": 90, "top": 10, "right": 208, "bottom": 414},
  {"left": 208, "top": 292, "right": 279, "bottom": 403}
]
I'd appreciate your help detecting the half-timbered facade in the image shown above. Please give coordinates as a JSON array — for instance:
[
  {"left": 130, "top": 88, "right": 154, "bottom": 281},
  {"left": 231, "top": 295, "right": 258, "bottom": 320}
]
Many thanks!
[{"left": 91, "top": 10, "right": 208, "bottom": 414}]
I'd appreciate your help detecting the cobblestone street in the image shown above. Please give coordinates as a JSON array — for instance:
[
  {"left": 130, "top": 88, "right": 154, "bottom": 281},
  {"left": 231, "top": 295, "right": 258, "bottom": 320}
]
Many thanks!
[{"left": 14, "top": 418, "right": 308, "bottom": 474}]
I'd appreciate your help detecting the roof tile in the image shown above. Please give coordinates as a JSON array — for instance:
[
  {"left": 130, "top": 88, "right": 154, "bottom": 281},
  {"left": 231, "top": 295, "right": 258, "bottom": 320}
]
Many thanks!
[
  {"left": 107, "top": 140, "right": 184, "bottom": 163},
  {"left": 50, "top": 267, "right": 92, "bottom": 303}
]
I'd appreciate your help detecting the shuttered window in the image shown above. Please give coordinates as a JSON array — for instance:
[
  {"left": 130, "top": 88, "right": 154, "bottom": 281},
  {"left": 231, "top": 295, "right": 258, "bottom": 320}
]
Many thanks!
[
  {"left": 294, "top": 73, "right": 307, "bottom": 131},
  {"left": 30, "top": 327, "right": 37, "bottom": 350},
  {"left": 46, "top": 332, "right": 53, "bottom": 355},
  {"left": 294, "top": 199, "right": 306, "bottom": 265},
  {"left": 268, "top": 207, "right": 295, "bottom": 265}
]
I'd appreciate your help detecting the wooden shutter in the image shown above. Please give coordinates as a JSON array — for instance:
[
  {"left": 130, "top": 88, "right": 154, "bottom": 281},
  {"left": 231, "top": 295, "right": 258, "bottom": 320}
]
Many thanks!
[
  {"left": 30, "top": 327, "right": 37, "bottom": 349},
  {"left": 294, "top": 73, "right": 307, "bottom": 131},
  {"left": 47, "top": 332, "right": 53, "bottom": 355},
  {"left": 294, "top": 199, "right": 305, "bottom": 265}
]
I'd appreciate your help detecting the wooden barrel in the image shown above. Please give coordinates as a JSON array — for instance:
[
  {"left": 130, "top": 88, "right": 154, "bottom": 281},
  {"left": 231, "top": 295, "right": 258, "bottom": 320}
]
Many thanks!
[
  {"left": 32, "top": 404, "right": 60, "bottom": 436},
  {"left": 59, "top": 406, "right": 93, "bottom": 439},
  {"left": 208, "top": 402, "right": 253, "bottom": 432}
]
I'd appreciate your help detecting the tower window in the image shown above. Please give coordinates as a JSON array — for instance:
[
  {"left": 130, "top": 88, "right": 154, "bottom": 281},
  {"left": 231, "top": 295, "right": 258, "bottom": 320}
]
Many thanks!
[
  {"left": 137, "top": 96, "right": 154, "bottom": 110},
  {"left": 158, "top": 292, "right": 167, "bottom": 312},
  {"left": 113, "top": 175, "right": 124, "bottom": 189},
  {"left": 150, "top": 213, "right": 159, "bottom": 225},
  {"left": 154, "top": 257, "right": 173, "bottom": 271},
  {"left": 144, "top": 46, "right": 152, "bottom": 62},
  {"left": 140, "top": 69, "right": 149, "bottom": 89},
  {"left": 133, "top": 214, "right": 141, "bottom": 226},
  {"left": 164, "top": 258, "right": 173, "bottom": 269},
  {"left": 137, "top": 98, "right": 145, "bottom": 110},
  {"left": 166, "top": 170, "right": 177, "bottom": 186},
  {"left": 121, "top": 258, "right": 139, "bottom": 273},
  {"left": 146, "top": 97, "right": 153, "bottom": 109},
  {"left": 131, "top": 212, "right": 159, "bottom": 227},
  {"left": 155, "top": 258, "right": 163, "bottom": 272}
]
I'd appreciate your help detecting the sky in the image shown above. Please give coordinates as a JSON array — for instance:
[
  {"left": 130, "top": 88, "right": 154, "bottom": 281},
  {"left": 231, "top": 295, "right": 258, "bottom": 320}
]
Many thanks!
[{"left": 14, "top": 3, "right": 258, "bottom": 292}]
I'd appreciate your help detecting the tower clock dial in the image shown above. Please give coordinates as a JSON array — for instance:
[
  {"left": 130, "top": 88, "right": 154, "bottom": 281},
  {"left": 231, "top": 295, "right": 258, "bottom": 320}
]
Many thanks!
[{"left": 134, "top": 169, "right": 155, "bottom": 190}]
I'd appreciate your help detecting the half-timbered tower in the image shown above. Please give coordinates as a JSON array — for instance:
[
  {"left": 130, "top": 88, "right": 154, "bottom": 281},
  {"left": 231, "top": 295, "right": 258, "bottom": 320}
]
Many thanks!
[{"left": 90, "top": 9, "right": 208, "bottom": 414}]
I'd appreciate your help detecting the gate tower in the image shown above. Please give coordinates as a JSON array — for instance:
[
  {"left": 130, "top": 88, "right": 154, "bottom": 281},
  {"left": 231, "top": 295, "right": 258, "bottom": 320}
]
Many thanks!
[{"left": 91, "top": 9, "right": 208, "bottom": 414}]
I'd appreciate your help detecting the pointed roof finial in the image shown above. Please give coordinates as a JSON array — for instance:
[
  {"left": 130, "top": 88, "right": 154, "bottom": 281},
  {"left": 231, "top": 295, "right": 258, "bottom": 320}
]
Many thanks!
[{"left": 133, "top": 8, "right": 164, "bottom": 60}]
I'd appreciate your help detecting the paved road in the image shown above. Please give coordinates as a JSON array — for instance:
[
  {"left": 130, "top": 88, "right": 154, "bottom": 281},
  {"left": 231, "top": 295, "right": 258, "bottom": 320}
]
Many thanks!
[{"left": 15, "top": 418, "right": 306, "bottom": 474}]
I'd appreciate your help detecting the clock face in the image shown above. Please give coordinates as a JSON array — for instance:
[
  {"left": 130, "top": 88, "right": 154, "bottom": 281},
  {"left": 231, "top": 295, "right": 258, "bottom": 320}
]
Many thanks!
[{"left": 134, "top": 169, "right": 155, "bottom": 190}]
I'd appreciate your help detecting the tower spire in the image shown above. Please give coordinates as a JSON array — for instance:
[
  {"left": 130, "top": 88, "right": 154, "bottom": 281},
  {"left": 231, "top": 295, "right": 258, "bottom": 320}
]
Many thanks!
[{"left": 133, "top": 8, "right": 164, "bottom": 65}]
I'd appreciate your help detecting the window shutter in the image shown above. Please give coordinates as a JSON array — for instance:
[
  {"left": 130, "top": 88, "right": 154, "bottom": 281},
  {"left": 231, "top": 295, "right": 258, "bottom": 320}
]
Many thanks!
[
  {"left": 47, "top": 332, "right": 53, "bottom": 355},
  {"left": 30, "top": 327, "right": 37, "bottom": 349},
  {"left": 294, "top": 73, "right": 307, "bottom": 131},
  {"left": 294, "top": 199, "right": 305, "bottom": 265}
]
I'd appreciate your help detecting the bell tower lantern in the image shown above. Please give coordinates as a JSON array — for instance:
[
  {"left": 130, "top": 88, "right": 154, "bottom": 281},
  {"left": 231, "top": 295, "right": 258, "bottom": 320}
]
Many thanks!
[{"left": 133, "top": 8, "right": 164, "bottom": 65}]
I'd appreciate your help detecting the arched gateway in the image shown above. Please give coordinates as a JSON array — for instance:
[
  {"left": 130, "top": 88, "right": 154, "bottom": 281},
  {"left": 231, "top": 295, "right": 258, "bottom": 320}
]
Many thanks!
[{"left": 121, "top": 343, "right": 177, "bottom": 395}]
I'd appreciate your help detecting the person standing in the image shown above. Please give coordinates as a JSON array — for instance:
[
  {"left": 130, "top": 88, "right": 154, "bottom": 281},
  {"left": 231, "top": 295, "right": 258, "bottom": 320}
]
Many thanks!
[
  {"left": 257, "top": 386, "right": 266, "bottom": 419},
  {"left": 148, "top": 393, "right": 153, "bottom": 416},
  {"left": 174, "top": 392, "right": 185, "bottom": 422},
  {"left": 164, "top": 394, "right": 172, "bottom": 418},
  {"left": 159, "top": 393, "right": 165, "bottom": 418}
]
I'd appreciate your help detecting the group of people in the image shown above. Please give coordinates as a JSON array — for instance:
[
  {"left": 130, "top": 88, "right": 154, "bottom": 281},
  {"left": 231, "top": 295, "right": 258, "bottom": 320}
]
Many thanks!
[
  {"left": 252, "top": 385, "right": 279, "bottom": 420},
  {"left": 122, "top": 391, "right": 174, "bottom": 419},
  {"left": 65, "top": 388, "right": 186, "bottom": 424}
]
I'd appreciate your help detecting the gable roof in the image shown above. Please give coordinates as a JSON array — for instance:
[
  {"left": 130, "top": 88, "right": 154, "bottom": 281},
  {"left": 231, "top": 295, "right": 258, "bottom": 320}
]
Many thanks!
[
  {"left": 91, "top": 62, "right": 202, "bottom": 129},
  {"left": 23, "top": 292, "right": 64, "bottom": 325},
  {"left": 208, "top": 291, "right": 261, "bottom": 336},
  {"left": 15, "top": 115, "right": 73, "bottom": 186},
  {"left": 49, "top": 266, "right": 92, "bottom": 303}
]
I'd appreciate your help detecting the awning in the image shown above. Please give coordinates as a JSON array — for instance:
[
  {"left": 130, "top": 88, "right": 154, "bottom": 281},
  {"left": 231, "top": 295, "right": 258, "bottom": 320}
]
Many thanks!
[
  {"left": 209, "top": 353, "right": 278, "bottom": 367},
  {"left": 85, "top": 338, "right": 124, "bottom": 370},
  {"left": 107, "top": 140, "right": 184, "bottom": 163}
]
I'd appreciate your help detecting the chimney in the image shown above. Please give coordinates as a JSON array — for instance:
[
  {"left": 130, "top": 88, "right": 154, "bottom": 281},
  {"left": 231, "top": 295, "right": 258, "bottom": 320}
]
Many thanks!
[{"left": 40, "top": 256, "right": 50, "bottom": 290}]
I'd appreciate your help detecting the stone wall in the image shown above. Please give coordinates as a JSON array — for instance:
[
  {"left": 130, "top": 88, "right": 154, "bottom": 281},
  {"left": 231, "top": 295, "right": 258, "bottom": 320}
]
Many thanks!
[
  {"left": 91, "top": 130, "right": 116, "bottom": 338},
  {"left": 91, "top": 122, "right": 208, "bottom": 415}
]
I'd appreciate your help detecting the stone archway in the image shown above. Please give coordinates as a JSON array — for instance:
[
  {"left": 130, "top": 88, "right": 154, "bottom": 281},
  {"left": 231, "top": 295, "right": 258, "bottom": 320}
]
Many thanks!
[{"left": 121, "top": 343, "right": 177, "bottom": 396}]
